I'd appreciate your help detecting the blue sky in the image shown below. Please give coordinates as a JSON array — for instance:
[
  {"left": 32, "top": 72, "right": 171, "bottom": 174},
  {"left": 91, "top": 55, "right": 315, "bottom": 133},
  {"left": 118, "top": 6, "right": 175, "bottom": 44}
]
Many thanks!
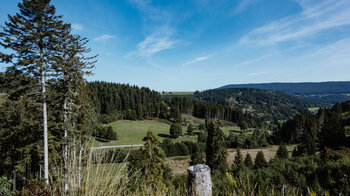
[{"left": 1, "top": 0, "right": 350, "bottom": 91}]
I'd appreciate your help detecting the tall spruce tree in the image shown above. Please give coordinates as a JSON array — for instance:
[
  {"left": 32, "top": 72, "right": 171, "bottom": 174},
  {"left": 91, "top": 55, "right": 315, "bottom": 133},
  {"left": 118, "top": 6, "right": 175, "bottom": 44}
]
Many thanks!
[
  {"left": 205, "top": 121, "right": 227, "bottom": 172},
  {"left": 244, "top": 153, "right": 254, "bottom": 168},
  {"left": 319, "top": 111, "right": 345, "bottom": 150},
  {"left": 190, "top": 143, "right": 204, "bottom": 165},
  {"left": 52, "top": 28, "right": 95, "bottom": 193},
  {"left": 254, "top": 151, "right": 267, "bottom": 168},
  {"left": 276, "top": 145, "right": 289, "bottom": 159},
  {"left": 141, "top": 130, "right": 167, "bottom": 185},
  {"left": 300, "top": 111, "right": 318, "bottom": 155},
  {"left": 0, "top": 0, "right": 69, "bottom": 185},
  {"left": 234, "top": 148, "right": 243, "bottom": 165},
  {"left": 0, "top": 95, "right": 42, "bottom": 190},
  {"left": 232, "top": 148, "right": 244, "bottom": 172}
]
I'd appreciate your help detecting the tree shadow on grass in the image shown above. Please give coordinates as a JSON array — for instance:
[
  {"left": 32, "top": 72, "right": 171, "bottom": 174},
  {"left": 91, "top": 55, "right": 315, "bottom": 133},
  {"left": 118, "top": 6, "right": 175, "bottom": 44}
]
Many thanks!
[
  {"left": 95, "top": 137, "right": 111, "bottom": 143},
  {"left": 158, "top": 133, "right": 173, "bottom": 139}
]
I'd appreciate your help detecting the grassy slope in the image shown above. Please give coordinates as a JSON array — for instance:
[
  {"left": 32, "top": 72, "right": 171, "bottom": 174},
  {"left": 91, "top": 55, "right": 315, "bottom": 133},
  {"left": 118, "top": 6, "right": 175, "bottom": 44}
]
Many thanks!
[
  {"left": 93, "top": 115, "right": 244, "bottom": 147},
  {"left": 94, "top": 120, "right": 197, "bottom": 147},
  {"left": 308, "top": 107, "right": 320, "bottom": 112}
]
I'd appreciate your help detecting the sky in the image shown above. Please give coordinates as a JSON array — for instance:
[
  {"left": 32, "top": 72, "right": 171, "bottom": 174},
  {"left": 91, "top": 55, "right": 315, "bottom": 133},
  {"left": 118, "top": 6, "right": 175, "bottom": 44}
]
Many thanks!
[{"left": 1, "top": 0, "right": 350, "bottom": 91}]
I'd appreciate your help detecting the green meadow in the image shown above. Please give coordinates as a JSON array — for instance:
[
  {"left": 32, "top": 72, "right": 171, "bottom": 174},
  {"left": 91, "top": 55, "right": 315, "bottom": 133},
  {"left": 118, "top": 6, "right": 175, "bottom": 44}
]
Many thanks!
[
  {"left": 94, "top": 120, "right": 198, "bottom": 147},
  {"left": 93, "top": 117, "right": 249, "bottom": 147}
]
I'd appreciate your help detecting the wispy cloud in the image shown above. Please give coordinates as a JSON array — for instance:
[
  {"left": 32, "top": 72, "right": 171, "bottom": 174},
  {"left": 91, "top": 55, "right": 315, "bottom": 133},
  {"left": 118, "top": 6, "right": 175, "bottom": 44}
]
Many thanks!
[
  {"left": 231, "top": 53, "right": 274, "bottom": 67},
  {"left": 232, "top": 0, "right": 260, "bottom": 15},
  {"left": 307, "top": 38, "right": 350, "bottom": 65},
  {"left": 130, "top": 0, "right": 172, "bottom": 24},
  {"left": 94, "top": 34, "right": 115, "bottom": 41},
  {"left": 240, "top": 0, "right": 350, "bottom": 45},
  {"left": 71, "top": 23, "right": 83, "bottom": 31},
  {"left": 183, "top": 55, "right": 212, "bottom": 66},
  {"left": 129, "top": 0, "right": 180, "bottom": 57},
  {"left": 137, "top": 27, "right": 179, "bottom": 57}
]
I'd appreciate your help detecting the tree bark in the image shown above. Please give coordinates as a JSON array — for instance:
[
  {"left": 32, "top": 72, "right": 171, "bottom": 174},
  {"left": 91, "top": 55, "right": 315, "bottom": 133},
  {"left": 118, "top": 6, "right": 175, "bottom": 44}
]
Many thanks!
[
  {"left": 12, "top": 144, "right": 16, "bottom": 192},
  {"left": 41, "top": 48, "right": 49, "bottom": 185},
  {"left": 78, "top": 137, "right": 83, "bottom": 188},
  {"left": 63, "top": 94, "right": 69, "bottom": 195}
]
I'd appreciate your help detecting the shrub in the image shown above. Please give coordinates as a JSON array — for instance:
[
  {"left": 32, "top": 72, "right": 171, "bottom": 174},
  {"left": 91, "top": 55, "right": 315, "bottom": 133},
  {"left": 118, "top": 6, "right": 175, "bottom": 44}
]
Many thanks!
[
  {"left": 187, "top": 124, "right": 194, "bottom": 135},
  {"left": 170, "top": 123, "right": 182, "bottom": 138},
  {"left": 93, "top": 125, "right": 118, "bottom": 141}
]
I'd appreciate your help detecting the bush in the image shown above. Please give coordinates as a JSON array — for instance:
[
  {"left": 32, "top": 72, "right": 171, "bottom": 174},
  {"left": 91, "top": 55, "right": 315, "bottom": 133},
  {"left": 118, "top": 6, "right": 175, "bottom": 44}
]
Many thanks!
[
  {"left": 198, "top": 123, "right": 205, "bottom": 130},
  {"left": 187, "top": 124, "right": 194, "bottom": 135},
  {"left": 175, "top": 143, "right": 189, "bottom": 155},
  {"left": 93, "top": 125, "right": 118, "bottom": 141},
  {"left": 170, "top": 123, "right": 182, "bottom": 138},
  {"left": 226, "top": 130, "right": 269, "bottom": 149},
  {"left": 161, "top": 140, "right": 195, "bottom": 157}
]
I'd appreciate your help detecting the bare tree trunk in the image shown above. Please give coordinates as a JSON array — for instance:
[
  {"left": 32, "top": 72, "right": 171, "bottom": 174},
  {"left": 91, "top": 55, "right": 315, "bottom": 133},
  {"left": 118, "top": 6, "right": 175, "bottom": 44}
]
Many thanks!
[
  {"left": 63, "top": 95, "right": 69, "bottom": 195},
  {"left": 12, "top": 144, "right": 16, "bottom": 192},
  {"left": 78, "top": 136, "right": 83, "bottom": 188},
  {"left": 41, "top": 48, "right": 49, "bottom": 186},
  {"left": 73, "top": 134, "right": 77, "bottom": 189}
]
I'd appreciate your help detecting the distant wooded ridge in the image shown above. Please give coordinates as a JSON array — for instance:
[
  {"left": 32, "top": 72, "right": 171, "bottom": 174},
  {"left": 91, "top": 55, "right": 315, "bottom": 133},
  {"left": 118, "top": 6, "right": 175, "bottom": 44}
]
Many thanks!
[
  {"left": 219, "top": 81, "right": 350, "bottom": 105},
  {"left": 192, "top": 88, "right": 314, "bottom": 121}
]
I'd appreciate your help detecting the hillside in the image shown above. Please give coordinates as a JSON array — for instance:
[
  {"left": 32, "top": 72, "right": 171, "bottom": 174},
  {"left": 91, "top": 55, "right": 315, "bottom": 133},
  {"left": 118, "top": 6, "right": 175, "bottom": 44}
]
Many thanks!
[
  {"left": 220, "top": 81, "right": 350, "bottom": 105},
  {"left": 193, "top": 88, "right": 314, "bottom": 120}
]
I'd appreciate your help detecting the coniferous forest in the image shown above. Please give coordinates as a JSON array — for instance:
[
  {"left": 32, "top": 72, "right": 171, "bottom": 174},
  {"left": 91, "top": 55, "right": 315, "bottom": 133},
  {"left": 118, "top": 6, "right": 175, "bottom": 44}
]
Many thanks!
[{"left": 0, "top": 0, "right": 350, "bottom": 195}]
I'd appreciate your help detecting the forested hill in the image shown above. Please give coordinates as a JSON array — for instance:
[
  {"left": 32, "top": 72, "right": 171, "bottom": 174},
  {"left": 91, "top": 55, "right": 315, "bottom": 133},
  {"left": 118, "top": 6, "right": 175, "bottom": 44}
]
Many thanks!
[
  {"left": 219, "top": 81, "right": 350, "bottom": 105},
  {"left": 193, "top": 88, "right": 315, "bottom": 120},
  {"left": 332, "top": 99, "right": 350, "bottom": 113},
  {"left": 88, "top": 81, "right": 163, "bottom": 122},
  {"left": 88, "top": 81, "right": 263, "bottom": 128}
]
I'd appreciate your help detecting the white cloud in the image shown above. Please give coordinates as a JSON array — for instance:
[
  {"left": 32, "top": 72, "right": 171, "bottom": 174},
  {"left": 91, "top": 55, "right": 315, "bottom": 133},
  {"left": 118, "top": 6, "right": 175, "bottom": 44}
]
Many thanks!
[
  {"left": 183, "top": 55, "right": 212, "bottom": 66},
  {"left": 137, "top": 27, "right": 178, "bottom": 57},
  {"left": 94, "top": 34, "right": 115, "bottom": 41},
  {"left": 71, "top": 23, "right": 83, "bottom": 31},
  {"left": 129, "top": 0, "right": 180, "bottom": 57},
  {"left": 240, "top": 0, "right": 350, "bottom": 45}
]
